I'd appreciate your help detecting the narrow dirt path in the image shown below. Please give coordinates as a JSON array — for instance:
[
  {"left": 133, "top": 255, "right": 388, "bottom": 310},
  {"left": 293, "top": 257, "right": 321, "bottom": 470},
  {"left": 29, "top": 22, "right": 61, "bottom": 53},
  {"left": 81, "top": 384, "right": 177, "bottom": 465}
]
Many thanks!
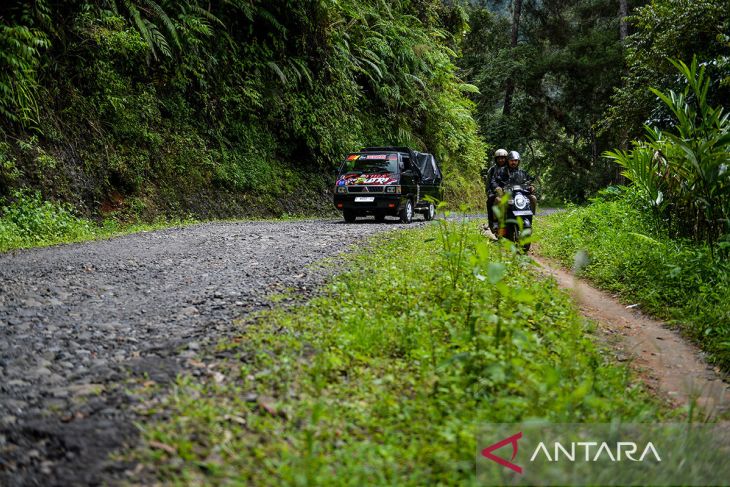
[
  {"left": 533, "top": 255, "right": 730, "bottom": 418},
  {"left": 0, "top": 218, "right": 418, "bottom": 486}
]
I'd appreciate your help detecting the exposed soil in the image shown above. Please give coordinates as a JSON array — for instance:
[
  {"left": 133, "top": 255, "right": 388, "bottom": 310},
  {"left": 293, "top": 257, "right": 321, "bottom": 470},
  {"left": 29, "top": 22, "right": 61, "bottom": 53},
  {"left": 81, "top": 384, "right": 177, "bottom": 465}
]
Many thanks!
[
  {"left": 0, "top": 217, "right": 420, "bottom": 486},
  {"left": 533, "top": 254, "right": 730, "bottom": 418}
]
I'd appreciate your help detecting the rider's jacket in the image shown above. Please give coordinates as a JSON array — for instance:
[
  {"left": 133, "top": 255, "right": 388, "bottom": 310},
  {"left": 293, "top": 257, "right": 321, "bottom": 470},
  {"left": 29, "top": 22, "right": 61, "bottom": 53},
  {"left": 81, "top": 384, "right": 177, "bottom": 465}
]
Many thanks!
[
  {"left": 491, "top": 166, "right": 534, "bottom": 192},
  {"left": 481, "top": 164, "right": 503, "bottom": 195}
]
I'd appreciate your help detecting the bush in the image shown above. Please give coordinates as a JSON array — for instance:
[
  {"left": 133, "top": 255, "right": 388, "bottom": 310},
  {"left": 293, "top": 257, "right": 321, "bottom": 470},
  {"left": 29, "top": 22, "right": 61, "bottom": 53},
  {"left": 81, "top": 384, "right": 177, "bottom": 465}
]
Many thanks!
[
  {"left": 605, "top": 58, "right": 730, "bottom": 249},
  {"left": 0, "top": 190, "right": 94, "bottom": 251},
  {"left": 539, "top": 194, "right": 730, "bottom": 370}
]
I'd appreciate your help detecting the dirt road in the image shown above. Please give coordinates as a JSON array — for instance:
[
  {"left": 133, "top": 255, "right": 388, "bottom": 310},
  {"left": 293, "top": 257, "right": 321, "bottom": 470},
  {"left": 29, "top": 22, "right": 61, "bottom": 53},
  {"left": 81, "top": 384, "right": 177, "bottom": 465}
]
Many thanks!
[
  {"left": 0, "top": 218, "right": 416, "bottom": 486},
  {"left": 534, "top": 255, "right": 730, "bottom": 418}
]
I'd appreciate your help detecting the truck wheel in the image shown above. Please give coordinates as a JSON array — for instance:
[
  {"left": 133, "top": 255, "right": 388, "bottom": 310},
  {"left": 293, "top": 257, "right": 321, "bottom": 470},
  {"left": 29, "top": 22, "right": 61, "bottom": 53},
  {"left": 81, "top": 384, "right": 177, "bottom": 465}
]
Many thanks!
[
  {"left": 343, "top": 210, "right": 357, "bottom": 223},
  {"left": 423, "top": 202, "right": 435, "bottom": 221},
  {"left": 399, "top": 199, "right": 413, "bottom": 224}
]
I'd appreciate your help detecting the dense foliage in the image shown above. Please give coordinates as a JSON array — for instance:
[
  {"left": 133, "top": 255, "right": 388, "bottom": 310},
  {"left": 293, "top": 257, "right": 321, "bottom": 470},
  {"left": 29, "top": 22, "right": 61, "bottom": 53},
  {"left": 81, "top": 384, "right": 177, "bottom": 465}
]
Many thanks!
[
  {"left": 0, "top": 0, "right": 485, "bottom": 221},
  {"left": 460, "top": 0, "right": 638, "bottom": 201},
  {"left": 604, "top": 0, "right": 730, "bottom": 138},
  {"left": 606, "top": 58, "right": 730, "bottom": 249},
  {"left": 539, "top": 196, "right": 730, "bottom": 371},
  {"left": 460, "top": 0, "right": 729, "bottom": 203},
  {"left": 133, "top": 221, "right": 661, "bottom": 484}
]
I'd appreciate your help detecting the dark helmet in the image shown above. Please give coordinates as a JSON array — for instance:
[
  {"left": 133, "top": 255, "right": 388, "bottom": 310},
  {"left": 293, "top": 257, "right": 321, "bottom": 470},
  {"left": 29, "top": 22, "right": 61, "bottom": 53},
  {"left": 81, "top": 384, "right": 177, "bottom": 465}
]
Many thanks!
[{"left": 508, "top": 150, "right": 521, "bottom": 161}]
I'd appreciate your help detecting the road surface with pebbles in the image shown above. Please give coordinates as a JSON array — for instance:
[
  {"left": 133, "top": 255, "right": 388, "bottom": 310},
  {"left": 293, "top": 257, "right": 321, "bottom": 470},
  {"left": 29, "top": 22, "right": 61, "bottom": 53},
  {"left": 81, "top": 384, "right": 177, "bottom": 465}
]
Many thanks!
[{"left": 0, "top": 218, "right": 419, "bottom": 486}]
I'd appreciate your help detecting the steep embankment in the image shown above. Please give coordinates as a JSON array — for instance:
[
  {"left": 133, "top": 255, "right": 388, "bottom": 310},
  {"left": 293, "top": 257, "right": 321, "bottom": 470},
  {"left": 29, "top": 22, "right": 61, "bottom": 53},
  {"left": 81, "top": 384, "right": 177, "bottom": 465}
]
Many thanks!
[{"left": 0, "top": 1, "right": 485, "bottom": 223}]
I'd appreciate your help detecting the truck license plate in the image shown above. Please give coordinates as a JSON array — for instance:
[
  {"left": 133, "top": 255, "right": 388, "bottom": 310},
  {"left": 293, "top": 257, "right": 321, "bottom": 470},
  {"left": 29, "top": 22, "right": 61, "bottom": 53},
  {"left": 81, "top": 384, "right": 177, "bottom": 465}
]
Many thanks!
[{"left": 354, "top": 197, "right": 375, "bottom": 202}]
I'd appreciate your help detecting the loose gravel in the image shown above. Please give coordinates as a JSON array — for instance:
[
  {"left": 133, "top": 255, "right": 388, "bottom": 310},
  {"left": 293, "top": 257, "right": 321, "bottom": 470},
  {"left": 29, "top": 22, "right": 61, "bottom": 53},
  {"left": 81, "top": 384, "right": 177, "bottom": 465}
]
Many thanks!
[{"left": 0, "top": 218, "right": 419, "bottom": 486}]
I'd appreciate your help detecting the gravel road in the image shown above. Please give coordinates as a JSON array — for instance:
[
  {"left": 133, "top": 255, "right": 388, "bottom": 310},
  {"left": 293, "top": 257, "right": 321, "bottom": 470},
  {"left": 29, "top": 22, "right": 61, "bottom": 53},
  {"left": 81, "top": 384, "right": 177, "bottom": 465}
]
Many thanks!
[{"left": 0, "top": 218, "right": 418, "bottom": 486}]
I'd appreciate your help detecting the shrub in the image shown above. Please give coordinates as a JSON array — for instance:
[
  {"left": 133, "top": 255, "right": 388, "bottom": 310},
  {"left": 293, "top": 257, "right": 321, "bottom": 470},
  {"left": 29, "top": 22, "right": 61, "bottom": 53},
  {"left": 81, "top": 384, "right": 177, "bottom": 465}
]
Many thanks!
[
  {"left": 0, "top": 190, "right": 94, "bottom": 251},
  {"left": 605, "top": 57, "right": 730, "bottom": 251}
]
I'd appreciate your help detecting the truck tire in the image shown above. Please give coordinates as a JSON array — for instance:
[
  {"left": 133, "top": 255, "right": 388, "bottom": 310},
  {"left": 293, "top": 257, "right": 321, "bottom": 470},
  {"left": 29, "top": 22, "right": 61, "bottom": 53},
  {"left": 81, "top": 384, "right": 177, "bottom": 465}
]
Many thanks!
[
  {"left": 399, "top": 199, "right": 413, "bottom": 224},
  {"left": 343, "top": 210, "right": 357, "bottom": 223},
  {"left": 423, "top": 202, "right": 435, "bottom": 221}
]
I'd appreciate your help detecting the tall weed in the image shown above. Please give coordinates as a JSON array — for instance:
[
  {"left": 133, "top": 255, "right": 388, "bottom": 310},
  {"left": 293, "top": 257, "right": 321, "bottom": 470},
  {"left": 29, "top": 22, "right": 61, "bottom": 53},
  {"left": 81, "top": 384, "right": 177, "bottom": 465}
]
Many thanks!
[{"left": 0, "top": 190, "right": 94, "bottom": 251}]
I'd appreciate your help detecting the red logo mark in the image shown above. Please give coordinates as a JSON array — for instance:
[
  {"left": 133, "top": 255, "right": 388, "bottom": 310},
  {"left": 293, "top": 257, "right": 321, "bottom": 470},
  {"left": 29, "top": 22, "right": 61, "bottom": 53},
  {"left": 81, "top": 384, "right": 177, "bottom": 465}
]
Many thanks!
[{"left": 481, "top": 432, "right": 523, "bottom": 474}]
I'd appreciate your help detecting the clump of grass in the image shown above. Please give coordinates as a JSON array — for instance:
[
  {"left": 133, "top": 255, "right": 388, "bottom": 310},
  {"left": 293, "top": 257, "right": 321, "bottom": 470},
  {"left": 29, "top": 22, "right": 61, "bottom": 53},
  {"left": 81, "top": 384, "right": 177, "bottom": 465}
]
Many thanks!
[
  {"left": 0, "top": 189, "right": 194, "bottom": 252},
  {"left": 538, "top": 195, "right": 730, "bottom": 370},
  {"left": 0, "top": 190, "right": 95, "bottom": 251},
  {"left": 133, "top": 220, "right": 663, "bottom": 485}
]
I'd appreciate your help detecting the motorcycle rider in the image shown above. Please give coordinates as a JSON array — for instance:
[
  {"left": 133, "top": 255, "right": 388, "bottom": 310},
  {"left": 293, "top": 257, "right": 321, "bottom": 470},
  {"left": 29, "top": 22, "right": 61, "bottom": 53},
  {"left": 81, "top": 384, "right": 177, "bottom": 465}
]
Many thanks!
[
  {"left": 481, "top": 148, "right": 509, "bottom": 231},
  {"left": 492, "top": 151, "right": 537, "bottom": 214}
]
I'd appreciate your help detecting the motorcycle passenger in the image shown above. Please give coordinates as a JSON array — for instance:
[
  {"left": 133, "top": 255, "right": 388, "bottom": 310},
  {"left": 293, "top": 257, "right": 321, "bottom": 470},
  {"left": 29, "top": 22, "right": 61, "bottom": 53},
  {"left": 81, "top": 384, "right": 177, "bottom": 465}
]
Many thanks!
[
  {"left": 481, "top": 148, "right": 509, "bottom": 231},
  {"left": 493, "top": 151, "right": 537, "bottom": 214}
]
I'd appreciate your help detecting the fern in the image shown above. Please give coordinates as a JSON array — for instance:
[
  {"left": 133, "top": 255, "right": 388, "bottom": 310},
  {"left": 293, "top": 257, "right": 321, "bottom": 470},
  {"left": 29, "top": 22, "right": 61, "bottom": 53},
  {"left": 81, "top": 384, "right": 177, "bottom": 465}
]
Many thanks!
[
  {"left": 140, "top": 0, "right": 180, "bottom": 48},
  {"left": 0, "top": 24, "right": 49, "bottom": 129}
]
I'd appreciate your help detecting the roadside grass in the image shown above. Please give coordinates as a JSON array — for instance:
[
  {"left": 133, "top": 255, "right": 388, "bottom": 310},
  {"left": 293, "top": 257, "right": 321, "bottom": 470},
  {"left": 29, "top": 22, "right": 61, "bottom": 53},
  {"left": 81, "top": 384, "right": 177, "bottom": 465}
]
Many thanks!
[
  {"left": 0, "top": 190, "right": 339, "bottom": 254},
  {"left": 0, "top": 190, "right": 196, "bottom": 253},
  {"left": 537, "top": 199, "right": 730, "bottom": 371},
  {"left": 133, "top": 219, "right": 664, "bottom": 485}
]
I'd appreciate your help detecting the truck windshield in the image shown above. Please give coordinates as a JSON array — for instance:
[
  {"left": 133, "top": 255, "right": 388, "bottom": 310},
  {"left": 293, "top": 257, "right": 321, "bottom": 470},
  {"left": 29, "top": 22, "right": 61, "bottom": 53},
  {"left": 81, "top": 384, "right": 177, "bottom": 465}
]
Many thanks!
[{"left": 340, "top": 154, "right": 399, "bottom": 174}]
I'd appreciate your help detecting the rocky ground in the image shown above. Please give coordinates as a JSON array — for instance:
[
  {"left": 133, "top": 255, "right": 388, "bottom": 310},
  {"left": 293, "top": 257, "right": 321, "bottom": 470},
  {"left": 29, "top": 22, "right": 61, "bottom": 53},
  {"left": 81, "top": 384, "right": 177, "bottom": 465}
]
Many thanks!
[{"left": 0, "top": 217, "right": 420, "bottom": 486}]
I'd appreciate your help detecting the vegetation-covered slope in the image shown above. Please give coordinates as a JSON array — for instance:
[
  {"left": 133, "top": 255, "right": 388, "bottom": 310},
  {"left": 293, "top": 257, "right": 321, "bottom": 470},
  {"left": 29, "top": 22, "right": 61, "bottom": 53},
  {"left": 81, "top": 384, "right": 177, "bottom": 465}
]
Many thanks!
[{"left": 0, "top": 1, "right": 484, "bottom": 221}]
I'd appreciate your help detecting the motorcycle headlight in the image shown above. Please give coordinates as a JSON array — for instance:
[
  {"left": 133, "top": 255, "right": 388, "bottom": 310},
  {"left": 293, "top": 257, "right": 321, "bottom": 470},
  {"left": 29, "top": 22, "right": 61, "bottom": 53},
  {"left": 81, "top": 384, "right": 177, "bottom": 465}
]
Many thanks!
[
  {"left": 336, "top": 186, "right": 347, "bottom": 194},
  {"left": 514, "top": 194, "right": 528, "bottom": 210}
]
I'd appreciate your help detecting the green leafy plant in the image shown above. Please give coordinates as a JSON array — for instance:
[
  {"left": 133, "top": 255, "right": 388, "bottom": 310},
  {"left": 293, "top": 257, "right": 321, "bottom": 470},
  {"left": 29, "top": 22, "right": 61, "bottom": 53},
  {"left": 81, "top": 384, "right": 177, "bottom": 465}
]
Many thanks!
[
  {"left": 605, "top": 57, "right": 730, "bottom": 251},
  {"left": 0, "top": 23, "right": 49, "bottom": 128},
  {"left": 0, "top": 189, "right": 196, "bottom": 252}
]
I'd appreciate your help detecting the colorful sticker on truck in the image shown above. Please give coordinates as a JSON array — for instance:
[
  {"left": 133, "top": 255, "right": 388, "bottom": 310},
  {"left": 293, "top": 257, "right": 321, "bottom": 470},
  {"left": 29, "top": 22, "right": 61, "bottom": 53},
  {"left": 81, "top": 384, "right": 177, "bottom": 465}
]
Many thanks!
[{"left": 337, "top": 173, "right": 398, "bottom": 185}]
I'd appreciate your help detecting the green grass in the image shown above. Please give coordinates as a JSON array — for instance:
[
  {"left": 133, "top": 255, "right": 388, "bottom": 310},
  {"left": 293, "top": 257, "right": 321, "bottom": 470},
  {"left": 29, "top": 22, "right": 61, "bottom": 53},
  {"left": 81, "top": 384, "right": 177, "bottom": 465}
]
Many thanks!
[
  {"left": 132, "top": 219, "right": 664, "bottom": 485},
  {"left": 0, "top": 190, "right": 196, "bottom": 253},
  {"left": 537, "top": 198, "right": 730, "bottom": 371}
]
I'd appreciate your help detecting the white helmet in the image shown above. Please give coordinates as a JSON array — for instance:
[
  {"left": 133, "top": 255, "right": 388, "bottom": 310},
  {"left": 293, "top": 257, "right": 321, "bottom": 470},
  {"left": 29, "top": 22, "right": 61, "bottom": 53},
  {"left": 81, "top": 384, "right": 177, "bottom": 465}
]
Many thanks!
[{"left": 494, "top": 149, "right": 509, "bottom": 158}]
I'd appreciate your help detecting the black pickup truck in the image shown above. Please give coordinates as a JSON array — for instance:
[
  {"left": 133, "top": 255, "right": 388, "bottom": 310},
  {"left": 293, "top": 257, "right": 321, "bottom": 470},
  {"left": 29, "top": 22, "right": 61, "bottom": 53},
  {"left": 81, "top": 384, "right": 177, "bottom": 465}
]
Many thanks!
[{"left": 333, "top": 146, "right": 443, "bottom": 223}]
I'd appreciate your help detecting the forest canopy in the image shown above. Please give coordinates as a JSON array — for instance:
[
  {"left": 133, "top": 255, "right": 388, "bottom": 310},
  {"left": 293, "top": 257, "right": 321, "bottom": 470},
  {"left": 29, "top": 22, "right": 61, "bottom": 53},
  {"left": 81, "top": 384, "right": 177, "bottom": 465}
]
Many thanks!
[{"left": 460, "top": 0, "right": 729, "bottom": 202}]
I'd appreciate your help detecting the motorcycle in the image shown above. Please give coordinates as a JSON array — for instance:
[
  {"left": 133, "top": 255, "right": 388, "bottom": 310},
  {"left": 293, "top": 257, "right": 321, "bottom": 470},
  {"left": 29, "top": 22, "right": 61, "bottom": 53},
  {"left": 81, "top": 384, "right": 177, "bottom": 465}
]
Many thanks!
[{"left": 497, "top": 185, "right": 534, "bottom": 252}]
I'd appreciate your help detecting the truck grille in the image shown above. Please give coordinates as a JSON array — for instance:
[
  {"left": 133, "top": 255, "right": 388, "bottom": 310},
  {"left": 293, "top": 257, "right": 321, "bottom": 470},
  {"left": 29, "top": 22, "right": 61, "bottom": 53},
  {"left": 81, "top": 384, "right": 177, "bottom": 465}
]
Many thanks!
[{"left": 348, "top": 186, "right": 384, "bottom": 193}]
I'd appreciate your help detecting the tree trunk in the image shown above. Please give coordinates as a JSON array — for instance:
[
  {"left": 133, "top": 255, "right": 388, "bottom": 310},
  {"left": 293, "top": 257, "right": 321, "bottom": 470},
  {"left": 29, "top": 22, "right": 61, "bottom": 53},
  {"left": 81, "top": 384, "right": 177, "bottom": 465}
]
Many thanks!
[
  {"left": 616, "top": 0, "right": 629, "bottom": 184},
  {"left": 502, "top": 0, "right": 522, "bottom": 116}
]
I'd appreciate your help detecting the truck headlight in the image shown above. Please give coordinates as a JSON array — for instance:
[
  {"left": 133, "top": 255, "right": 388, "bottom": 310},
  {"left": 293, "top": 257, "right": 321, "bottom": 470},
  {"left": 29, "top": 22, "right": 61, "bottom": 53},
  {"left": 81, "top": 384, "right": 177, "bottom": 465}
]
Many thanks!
[
  {"left": 385, "top": 185, "right": 401, "bottom": 194},
  {"left": 336, "top": 186, "right": 347, "bottom": 194}
]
